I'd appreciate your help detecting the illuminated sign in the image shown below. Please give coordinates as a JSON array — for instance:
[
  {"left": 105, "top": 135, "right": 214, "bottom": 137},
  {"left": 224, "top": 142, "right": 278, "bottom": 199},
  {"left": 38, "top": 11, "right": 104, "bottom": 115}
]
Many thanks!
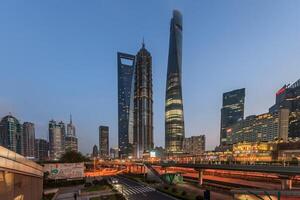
[
  {"left": 44, "top": 162, "right": 84, "bottom": 179},
  {"left": 276, "top": 86, "right": 286, "bottom": 96}
]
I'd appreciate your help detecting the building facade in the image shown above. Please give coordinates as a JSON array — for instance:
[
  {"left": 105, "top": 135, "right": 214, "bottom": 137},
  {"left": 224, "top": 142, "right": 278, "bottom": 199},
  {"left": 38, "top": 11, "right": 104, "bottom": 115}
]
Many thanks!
[
  {"left": 49, "top": 120, "right": 65, "bottom": 160},
  {"left": 270, "top": 79, "right": 300, "bottom": 138},
  {"left": 117, "top": 52, "right": 136, "bottom": 158},
  {"left": 165, "top": 10, "right": 185, "bottom": 154},
  {"left": 232, "top": 142, "right": 276, "bottom": 162},
  {"left": 34, "top": 138, "right": 49, "bottom": 161},
  {"left": 99, "top": 126, "right": 109, "bottom": 158},
  {"left": 64, "top": 136, "right": 78, "bottom": 152},
  {"left": 133, "top": 43, "right": 153, "bottom": 158},
  {"left": 22, "top": 122, "right": 35, "bottom": 158},
  {"left": 227, "top": 108, "right": 289, "bottom": 145},
  {"left": 65, "top": 116, "right": 78, "bottom": 152},
  {"left": 220, "top": 88, "right": 245, "bottom": 146},
  {"left": 0, "top": 115, "right": 23, "bottom": 155},
  {"left": 183, "top": 135, "right": 205, "bottom": 155}
]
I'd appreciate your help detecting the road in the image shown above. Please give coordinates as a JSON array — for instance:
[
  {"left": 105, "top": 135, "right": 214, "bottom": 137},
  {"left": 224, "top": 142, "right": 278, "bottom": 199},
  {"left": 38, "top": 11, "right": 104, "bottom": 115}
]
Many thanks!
[{"left": 113, "top": 175, "right": 178, "bottom": 200}]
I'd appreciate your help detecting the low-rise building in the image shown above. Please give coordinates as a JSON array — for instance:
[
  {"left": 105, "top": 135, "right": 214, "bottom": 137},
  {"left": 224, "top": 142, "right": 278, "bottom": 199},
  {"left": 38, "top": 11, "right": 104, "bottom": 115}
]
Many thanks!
[
  {"left": 226, "top": 108, "right": 289, "bottom": 145},
  {"left": 183, "top": 135, "right": 205, "bottom": 155},
  {"left": 232, "top": 141, "right": 276, "bottom": 162}
]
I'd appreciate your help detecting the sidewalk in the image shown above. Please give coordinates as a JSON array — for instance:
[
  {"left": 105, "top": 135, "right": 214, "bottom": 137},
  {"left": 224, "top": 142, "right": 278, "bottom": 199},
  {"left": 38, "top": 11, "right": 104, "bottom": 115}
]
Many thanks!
[{"left": 176, "top": 183, "right": 232, "bottom": 200}]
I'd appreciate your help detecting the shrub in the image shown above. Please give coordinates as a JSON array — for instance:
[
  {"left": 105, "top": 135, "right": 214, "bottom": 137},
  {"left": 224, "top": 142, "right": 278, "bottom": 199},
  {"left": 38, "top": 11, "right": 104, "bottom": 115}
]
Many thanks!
[
  {"left": 181, "top": 191, "right": 187, "bottom": 196},
  {"left": 164, "top": 186, "right": 169, "bottom": 190}
]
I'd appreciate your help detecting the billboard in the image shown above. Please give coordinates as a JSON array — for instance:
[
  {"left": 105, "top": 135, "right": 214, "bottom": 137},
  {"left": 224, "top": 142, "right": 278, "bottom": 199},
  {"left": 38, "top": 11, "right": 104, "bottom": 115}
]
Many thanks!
[{"left": 44, "top": 162, "right": 85, "bottom": 179}]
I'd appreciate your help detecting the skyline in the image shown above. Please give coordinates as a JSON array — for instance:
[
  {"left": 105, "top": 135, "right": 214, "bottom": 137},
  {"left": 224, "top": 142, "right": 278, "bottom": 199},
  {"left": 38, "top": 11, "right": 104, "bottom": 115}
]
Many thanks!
[{"left": 1, "top": 1, "right": 300, "bottom": 154}]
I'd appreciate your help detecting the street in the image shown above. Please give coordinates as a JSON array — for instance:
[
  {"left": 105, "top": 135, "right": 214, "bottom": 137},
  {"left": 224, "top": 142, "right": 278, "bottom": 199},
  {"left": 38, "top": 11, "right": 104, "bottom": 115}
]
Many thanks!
[{"left": 112, "top": 175, "right": 178, "bottom": 200}]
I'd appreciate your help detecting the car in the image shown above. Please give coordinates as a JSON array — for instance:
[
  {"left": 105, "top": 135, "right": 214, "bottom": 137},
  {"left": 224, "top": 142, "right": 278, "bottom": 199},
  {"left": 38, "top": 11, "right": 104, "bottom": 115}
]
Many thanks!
[{"left": 111, "top": 177, "right": 118, "bottom": 184}]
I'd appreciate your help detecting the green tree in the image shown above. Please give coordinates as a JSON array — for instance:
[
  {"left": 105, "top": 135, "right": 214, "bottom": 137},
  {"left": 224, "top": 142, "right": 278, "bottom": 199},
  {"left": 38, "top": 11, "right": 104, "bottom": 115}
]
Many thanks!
[{"left": 60, "top": 151, "right": 90, "bottom": 163}]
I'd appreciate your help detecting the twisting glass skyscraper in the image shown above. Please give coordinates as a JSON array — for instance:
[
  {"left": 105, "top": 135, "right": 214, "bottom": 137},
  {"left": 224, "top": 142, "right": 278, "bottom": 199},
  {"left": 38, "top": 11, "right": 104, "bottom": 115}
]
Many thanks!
[
  {"left": 117, "top": 52, "right": 135, "bottom": 157},
  {"left": 165, "top": 10, "right": 185, "bottom": 154},
  {"left": 133, "top": 42, "right": 153, "bottom": 158}
]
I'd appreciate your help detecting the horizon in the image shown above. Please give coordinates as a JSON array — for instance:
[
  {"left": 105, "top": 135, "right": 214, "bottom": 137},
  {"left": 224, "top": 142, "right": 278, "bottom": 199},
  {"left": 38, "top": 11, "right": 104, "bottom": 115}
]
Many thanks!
[{"left": 1, "top": 1, "right": 300, "bottom": 154}]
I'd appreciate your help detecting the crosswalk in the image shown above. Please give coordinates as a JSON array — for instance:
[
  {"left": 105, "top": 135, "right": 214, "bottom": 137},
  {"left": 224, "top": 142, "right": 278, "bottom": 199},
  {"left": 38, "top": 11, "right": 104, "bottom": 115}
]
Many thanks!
[{"left": 116, "top": 185, "right": 156, "bottom": 196}]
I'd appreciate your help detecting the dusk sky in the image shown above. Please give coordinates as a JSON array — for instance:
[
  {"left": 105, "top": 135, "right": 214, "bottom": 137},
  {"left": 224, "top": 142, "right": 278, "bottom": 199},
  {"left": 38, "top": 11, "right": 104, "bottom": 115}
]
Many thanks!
[{"left": 1, "top": 1, "right": 300, "bottom": 154}]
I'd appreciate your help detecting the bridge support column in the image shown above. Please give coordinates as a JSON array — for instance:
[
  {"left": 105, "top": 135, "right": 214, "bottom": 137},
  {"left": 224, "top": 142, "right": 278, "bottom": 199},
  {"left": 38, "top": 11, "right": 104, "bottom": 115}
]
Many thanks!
[
  {"left": 281, "top": 178, "right": 292, "bottom": 190},
  {"left": 198, "top": 170, "right": 203, "bottom": 185}
]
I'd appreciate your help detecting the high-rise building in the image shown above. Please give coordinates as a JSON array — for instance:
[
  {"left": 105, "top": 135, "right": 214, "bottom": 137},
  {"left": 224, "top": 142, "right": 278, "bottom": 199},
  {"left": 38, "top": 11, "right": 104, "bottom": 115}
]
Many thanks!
[
  {"left": 269, "top": 79, "right": 300, "bottom": 138},
  {"left": 133, "top": 42, "right": 153, "bottom": 158},
  {"left": 92, "top": 144, "right": 98, "bottom": 158},
  {"left": 99, "top": 126, "right": 109, "bottom": 158},
  {"left": 165, "top": 10, "right": 185, "bottom": 154},
  {"left": 65, "top": 136, "right": 78, "bottom": 152},
  {"left": 183, "top": 135, "right": 205, "bottom": 155},
  {"left": 35, "top": 138, "right": 49, "bottom": 161},
  {"left": 67, "top": 114, "right": 76, "bottom": 137},
  {"left": 117, "top": 52, "right": 135, "bottom": 158},
  {"left": 220, "top": 88, "right": 245, "bottom": 146},
  {"left": 0, "top": 115, "right": 23, "bottom": 155},
  {"left": 227, "top": 108, "right": 289, "bottom": 145},
  {"left": 23, "top": 122, "right": 35, "bottom": 158},
  {"left": 65, "top": 115, "right": 78, "bottom": 152},
  {"left": 49, "top": 120, "right": 65, "bottom": 160}
]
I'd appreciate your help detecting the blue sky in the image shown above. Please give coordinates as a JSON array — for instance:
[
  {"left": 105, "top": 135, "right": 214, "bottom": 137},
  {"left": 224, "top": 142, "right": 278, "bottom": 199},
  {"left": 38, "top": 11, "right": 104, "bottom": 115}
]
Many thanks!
[{"left": 0, "top": 1, "right": 300, "bottom": 154}]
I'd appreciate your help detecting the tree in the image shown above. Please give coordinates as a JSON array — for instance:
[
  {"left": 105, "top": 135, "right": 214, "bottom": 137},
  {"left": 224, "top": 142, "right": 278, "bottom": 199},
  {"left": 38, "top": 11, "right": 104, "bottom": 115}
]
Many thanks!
[{"left": 60, "top": 151, "right": 89, "bottom": 163}]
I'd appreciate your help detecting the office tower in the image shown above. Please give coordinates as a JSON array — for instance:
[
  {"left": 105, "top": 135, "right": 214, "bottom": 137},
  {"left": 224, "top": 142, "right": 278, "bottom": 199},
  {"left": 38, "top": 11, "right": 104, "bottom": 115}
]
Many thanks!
[
  {"left": 183, "top": 135, "right": 205, "bottom": 155},
  {"left": 65, "top": 115, "right": 78, "bottom": 152},
  {"left": 23, "top": 122, "right": 35, "bottom": 158},
  {"left": 227, "top": 108, "right": 289, "bottom": 144},
  {"left": 49, "top": 120, "right": 65, "bottom": 160},
  {"left": 99, "top": 126, "right": 109, "bottom": 158},
  {"left": 117, "top": 52, "right": 135, "bottom": 157},
  {"left": 220, "top": 88, "right": 245, "bottom": 146},
  {"left": 92, "top": 145, "right": 98, "bottom": 157},
  {"left": 133, "top": 42, "right": 153, "bottom": 158},
  {"left": 269, "top": 79, "right": 300, "bottom": 138},
  {"left": 165, "top": 10, "right": 185, "bottom": 154},
  {"left": 35, "top": 138, "right": 49, "bottom": 161},
  {"left": 58, "top": 121, "right": 66, "bottom": 143},
  {"left": 0, "top": 115, "right": 23, "bottom": 155}
]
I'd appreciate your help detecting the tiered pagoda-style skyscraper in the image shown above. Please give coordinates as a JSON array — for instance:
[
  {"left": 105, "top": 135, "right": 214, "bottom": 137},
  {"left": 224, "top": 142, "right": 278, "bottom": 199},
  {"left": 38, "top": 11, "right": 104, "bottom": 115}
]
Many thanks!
[{"left": 133, "top": 42, "right": 153, "bottom": 158}]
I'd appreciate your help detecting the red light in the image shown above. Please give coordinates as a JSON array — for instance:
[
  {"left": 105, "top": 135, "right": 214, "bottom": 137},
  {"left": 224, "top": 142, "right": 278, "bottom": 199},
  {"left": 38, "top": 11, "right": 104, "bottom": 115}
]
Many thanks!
[{"left": 276, "top": 86, "right": 286, "bottom": 96}]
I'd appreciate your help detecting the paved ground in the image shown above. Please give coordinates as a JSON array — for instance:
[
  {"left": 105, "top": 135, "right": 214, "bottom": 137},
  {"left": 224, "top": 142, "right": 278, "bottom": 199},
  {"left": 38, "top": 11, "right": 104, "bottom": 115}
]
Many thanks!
[
  {"left": 55, "top": 185, "right": 84, "bottom": 200},
  {"left": 113, "top": 175, "right": 178, "bottom": 200}
]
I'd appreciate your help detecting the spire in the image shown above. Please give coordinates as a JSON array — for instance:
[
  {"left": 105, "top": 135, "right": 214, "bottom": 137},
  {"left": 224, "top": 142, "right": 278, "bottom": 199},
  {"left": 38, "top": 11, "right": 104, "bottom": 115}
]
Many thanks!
[
  {"left": 142, "top": 37, "right": 145, "bottom": 48},
  {"left": 70, "top": 114, "right": 72, "bottom": 124}
]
